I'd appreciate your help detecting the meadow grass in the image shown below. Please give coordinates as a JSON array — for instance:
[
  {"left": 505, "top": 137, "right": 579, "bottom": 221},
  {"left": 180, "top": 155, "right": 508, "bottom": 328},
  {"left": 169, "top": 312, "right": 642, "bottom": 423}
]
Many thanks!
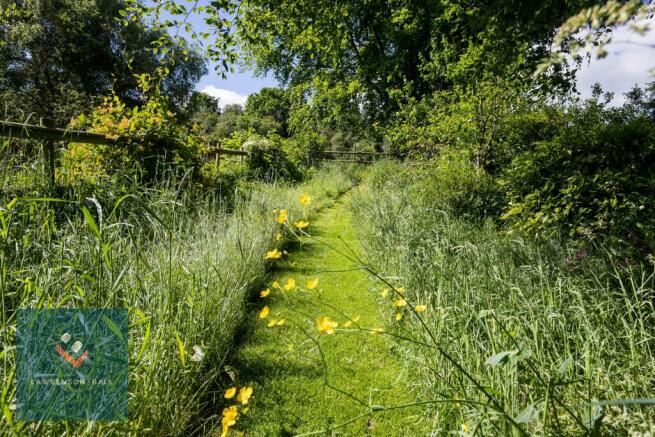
[
  {"left": 230, "top": 192, "right": 428, "bottom": 436},
  {"left": 351, "top": 161, "right": 655, "bottom": 435},
  {"left": 0, "top": 149, "right": 356, "bottom": 436}
]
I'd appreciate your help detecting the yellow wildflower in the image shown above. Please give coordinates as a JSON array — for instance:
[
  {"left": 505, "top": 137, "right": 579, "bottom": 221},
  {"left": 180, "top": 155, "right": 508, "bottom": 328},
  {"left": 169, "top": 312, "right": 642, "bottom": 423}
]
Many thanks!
[
  {"left": 299, "top": 194, "right": 311, "bottom": 205},
  {"left": 293, "top": 220, "right": 310, "bottom": 229},
  {"left": 117, "top": 117, "right": 130, "bottom": 130},
  {"left": 260, "top": 288, "right": 271, "bottom": 298},
  {"left": 276, "top": 209, "right": 288, "bottom": 224},
  {"left": 352, "top": 316, "right": 360, "bottom": 323},
  {"left": 462, "top": 423, "right": 470, "bottom": 433},
  {"left": 415, "top": 305, "right": 427, "bottom": 313},
  {"left": 267, "top": 319, "right": 277, "bottom": 328},
  {"left": 264, "top": 249, "right": 283, "bottom": 260},
  {"left": 380, "top": 288, "right": 389, "bottom": 297},
  {"left": 276, "top": 232, "right": 283, "bottom": 241},
  {"left": 306, "top": 278, "right": 319, "bottom": 290},
  {"left": 276, "top": 319, "right": 286, "bottom": 326},
  {"left": 371, "top": 327, "right": 384, "bottom": 335},
  {"left": 284, "top": 278, "right": 296, "bottom": 291},
  {"left": 259, "top": 306, "right": 270, "bottom": 319},
  {"left": 397, "top": 287, "right": 406, "bottom": 295},
  {"left": 236, "top": 386, "right": 253, "bottom": 405},
  {"left": 316, "top": 316, "right": 338, "bottom": 334},
  {"left": 272, "top": 281, "right": 281, "bottom": 289},
  {"left": 395, "top": 313, "right": 403, "bottom": 321},
  {"left": 224, "top": 387, "right": 237, "bottom": 399},
  {"left": 221, "top": 406, "right": 238, "bottom": 437},
  {"left": 393, "top": 298, "right": 408, "bottom": 307}
]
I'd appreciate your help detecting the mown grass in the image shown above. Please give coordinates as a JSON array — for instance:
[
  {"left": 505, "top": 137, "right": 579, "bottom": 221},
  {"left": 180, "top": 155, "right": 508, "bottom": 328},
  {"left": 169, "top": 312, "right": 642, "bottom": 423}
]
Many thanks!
[
  {"left": 231, "top": 192, "right": 428, "bottom": 436},
  {"left": 351, "top": 161, "right": 655, "bottom": 435},
  {"left": 0, "top": 148, "right": 356, "bottom": 436}
]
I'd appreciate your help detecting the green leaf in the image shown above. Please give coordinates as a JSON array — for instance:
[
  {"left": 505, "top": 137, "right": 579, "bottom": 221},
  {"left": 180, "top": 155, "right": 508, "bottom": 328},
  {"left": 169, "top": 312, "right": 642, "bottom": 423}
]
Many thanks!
[
  {"left": 103, "top": 315, "right": 126, "bottom": 345},
  {"left": 175, "top": 331, "right": 186, "bottom": 366},
  {"left": 514, "top": 403, "right": 540, "bottom": 424},
  {"left": 486, "top": 350, "right": 516, "bottom": 367},
  {"left": 137, "top": 320, "right": 151, "bottom": 362},
  {"left": 81, "top": 206, "right": 101, "bottom": 238}
]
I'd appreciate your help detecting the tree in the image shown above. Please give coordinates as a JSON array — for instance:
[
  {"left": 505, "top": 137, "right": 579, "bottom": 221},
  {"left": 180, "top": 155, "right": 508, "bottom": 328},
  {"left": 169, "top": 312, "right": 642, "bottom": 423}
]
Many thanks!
[
  {"left": 243, "top": 87, "right": 291, "bottom": 137},
  {"left": 0, "top": 0, "right": 206, "bottom": 126},
  {"left": 215, "top": 0, "right": 595, "bottom": 122}
]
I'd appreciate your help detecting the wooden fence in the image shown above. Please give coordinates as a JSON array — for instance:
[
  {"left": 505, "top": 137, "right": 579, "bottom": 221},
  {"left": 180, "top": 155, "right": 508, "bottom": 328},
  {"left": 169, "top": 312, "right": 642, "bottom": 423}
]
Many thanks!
[{"left": 0, "top": 120, "right": 392, "bottom": 186}]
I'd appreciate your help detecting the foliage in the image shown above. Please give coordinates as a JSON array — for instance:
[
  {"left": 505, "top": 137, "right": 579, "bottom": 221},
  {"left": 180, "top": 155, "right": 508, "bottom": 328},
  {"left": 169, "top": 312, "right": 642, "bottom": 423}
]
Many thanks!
[
  {"left": 501, "top": 87, "right": 655, "bottom": 255},
  {"left": 0, "top": 157, "right": 357, "bottom": 435},
  {"left": 0, "top": 0, "right": 206, "bottom": 126},
  {"left": 353, "top": 161, "right": 655, "bottom": 435},
  {"left": 244, "top": 135, "right": 303, "bottom": 182},
  {"left": 68, "top": 89, "right": 204, "bottom": 183}
]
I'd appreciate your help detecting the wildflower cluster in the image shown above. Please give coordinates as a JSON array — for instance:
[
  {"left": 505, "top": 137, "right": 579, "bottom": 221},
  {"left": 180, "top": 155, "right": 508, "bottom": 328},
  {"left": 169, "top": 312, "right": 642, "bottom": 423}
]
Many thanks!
[
  {"left": 263, "top": 194, "right": 313, "bottom": 262},
  {"left": 221, "top": 386, "right": 254, "bottom": 436},
  {"left": 379, "top": 286, "right": 427, "bottom": 322}
]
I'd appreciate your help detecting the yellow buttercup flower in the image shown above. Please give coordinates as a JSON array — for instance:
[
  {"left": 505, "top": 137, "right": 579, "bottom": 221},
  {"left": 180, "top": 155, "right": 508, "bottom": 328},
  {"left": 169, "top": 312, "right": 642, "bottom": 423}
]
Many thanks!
[
  {"left": 316, "top": 316, "right": 338, "bottom": 334},
  {"left": 380, "top": 288, "right": 390, "bottom": 297},
  {"left": 267, "top": 319, "right": 277, "bottom": 328},
  {"left": 276, "top": 209, "right": 288, "bottom": 224},
  {"left": 395, "top": 313, "right": 403, "bottom": 321},
  {"left": 415, "top": 305, "right": 427, "bottom": 313},
  {"left": 276, "top": 319, "right": 286, "bottom": 326},
  {"left": 352, "top": 316, "right": 360, "bottom": 323},
  {"left": 260, "top": 288, "right": 271, "bottom": 298},
  {"left": 272, "top": 280, "right": 281, "bottom": 289},
  {"left": 264, "top": 249, "right": 283, "bottom": 260},
  {"left": 293, "top": 220, "right": 309, "bottom": 229},
  {"left": 397, "top": 287, "right": 406, "bottom": 295},
  {"left": 259, "top": 306, "right": 270, "bottom": 319},
  {"left": 224, "top": 387, "right": 237, "bottom": 399},
  {"left": 276, "top": 232, "right": 283, "bottom": 241},
  {"left": 284, "top": 278, "right": 296, "bottom": 291},
  {"left": 299, "top": 194, "right": 311, "bottom": 205},
  {"left": 306, "top": 278, "right": 319, "bottom": 290},
  {"left": 221, "top": 405, "right": 238, "bottom": 437},
  {"left": 236, "top": 386, "right": 253, "bottom": 405},
  {"left": 393, "top": 298, "right": 408, "bottom": 307}
]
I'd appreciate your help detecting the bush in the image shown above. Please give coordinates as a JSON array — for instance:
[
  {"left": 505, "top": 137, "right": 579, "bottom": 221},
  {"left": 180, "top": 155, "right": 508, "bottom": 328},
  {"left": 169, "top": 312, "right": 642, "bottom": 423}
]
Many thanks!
[
  {"left": 501, "top": 93, "right": 655, "bottom": 256},
  {"left": 66, "top": 91, "right": 205, "bottom": 183},
  {"left": 244, "top": 135, "right": 303, "bottom": 182}
]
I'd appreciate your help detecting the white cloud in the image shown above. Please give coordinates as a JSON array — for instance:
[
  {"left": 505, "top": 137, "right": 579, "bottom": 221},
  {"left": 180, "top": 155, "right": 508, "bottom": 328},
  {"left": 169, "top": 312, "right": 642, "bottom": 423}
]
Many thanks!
[
  {"left": 576, "top": 18, "right": 655, "bottom": 105},
  {"left": 200, "top": 85, "right": 248, "bottom": 108}
]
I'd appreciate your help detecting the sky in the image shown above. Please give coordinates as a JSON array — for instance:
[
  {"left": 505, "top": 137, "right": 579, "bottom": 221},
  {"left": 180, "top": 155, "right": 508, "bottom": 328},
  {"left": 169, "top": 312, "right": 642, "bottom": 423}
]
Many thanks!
[
  {"left": 575, "top": 19, "right": 655, "bottom": 104},
  {"left": 180, "top": 8, "right": 654, "bottom": 108}
]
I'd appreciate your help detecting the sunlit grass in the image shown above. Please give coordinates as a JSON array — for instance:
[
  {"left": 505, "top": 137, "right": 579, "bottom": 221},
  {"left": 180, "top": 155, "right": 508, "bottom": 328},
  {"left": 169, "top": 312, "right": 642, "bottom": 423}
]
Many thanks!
[
  {"left": 352, "top": 161, "right": 655, "bottom": 435},
  {"left": 0, "top": 151, "right": 356, "bottom": 435}
]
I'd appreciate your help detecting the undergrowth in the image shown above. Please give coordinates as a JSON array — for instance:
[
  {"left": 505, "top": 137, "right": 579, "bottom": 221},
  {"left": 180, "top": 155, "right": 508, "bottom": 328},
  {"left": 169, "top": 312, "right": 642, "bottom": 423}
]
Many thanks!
[{"left": 352, "top": 161, "right": 655, "bottom": 435}]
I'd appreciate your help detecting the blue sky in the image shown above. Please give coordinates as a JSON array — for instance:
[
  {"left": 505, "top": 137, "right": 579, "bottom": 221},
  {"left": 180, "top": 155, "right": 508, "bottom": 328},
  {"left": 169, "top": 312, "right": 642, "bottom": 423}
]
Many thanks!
[{"left": 180, "top": 7, "right": 654, "bottom": 107}]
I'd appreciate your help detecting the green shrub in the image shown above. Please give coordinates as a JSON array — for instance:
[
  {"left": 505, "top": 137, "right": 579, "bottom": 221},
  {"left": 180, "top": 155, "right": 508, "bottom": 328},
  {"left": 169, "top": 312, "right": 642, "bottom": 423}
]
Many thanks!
[
  {"left": 501, "top": 94, "right": 655, "bottom": 255},
  {"left": 244, "top": 135, "right": 303, "bottom": 182}
]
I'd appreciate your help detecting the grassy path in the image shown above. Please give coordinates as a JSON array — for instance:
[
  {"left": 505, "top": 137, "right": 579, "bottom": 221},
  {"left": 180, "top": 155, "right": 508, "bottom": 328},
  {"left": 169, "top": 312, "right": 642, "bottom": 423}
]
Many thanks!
[{"left": 233, "top": 192, "right": 426, "bottom": 436}]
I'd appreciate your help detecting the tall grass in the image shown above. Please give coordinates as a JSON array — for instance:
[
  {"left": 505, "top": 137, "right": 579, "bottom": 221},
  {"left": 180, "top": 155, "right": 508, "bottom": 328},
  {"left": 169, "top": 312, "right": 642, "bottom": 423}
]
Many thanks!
[
  {"left": 0, "top": 138, "right": 355, "bottom": 436},
  {"left": 352, "top": 161, "right": 655, "bottom": 435}
]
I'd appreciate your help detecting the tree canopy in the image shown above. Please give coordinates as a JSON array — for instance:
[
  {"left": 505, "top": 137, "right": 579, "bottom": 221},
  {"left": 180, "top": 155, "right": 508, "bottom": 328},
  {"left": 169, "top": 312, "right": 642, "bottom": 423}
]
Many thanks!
[{"left": 0, "top": 0, "right": 206, "bottom": 125}]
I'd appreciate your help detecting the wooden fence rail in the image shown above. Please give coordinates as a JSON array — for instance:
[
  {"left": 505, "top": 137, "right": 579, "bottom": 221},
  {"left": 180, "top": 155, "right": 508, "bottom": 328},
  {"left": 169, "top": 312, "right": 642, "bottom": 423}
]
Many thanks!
[{"left": 1, "top": 120, "right": 392, "bottom": 185}]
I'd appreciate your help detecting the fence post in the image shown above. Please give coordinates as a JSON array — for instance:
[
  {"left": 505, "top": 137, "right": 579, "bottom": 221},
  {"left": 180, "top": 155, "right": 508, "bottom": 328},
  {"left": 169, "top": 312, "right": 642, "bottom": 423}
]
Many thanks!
[{"left": 44, "top": 140, "right": 56, "bottom": 190}]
